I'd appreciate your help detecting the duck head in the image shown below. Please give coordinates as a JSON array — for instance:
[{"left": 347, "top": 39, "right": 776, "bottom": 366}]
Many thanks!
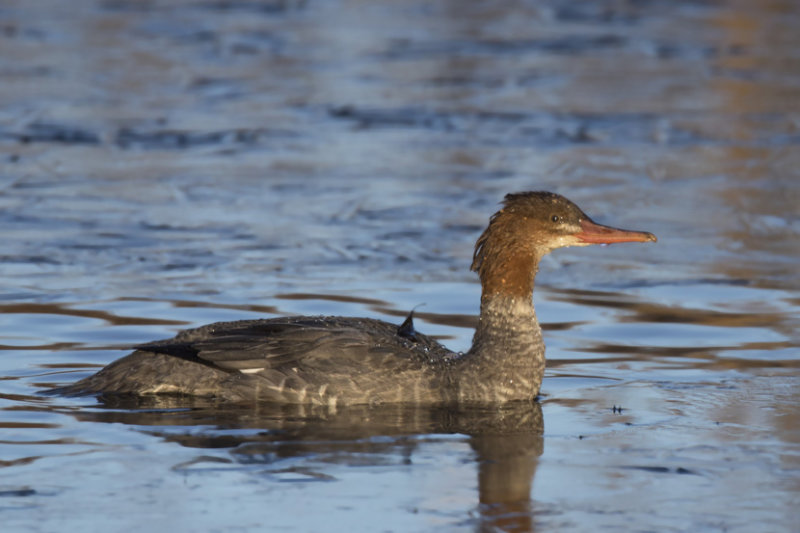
[{"left": 471, "top": 191, "right": 656, "bottom": 299}]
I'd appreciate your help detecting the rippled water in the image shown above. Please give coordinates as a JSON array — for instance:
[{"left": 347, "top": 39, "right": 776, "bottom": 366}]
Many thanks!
[{"left": 1, "top": 0, "right": 798, "bottom": 531}]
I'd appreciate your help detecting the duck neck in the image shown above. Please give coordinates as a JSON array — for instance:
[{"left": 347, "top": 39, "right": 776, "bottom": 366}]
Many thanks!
[
  {"left": 475, "top": 249, "right": 541, "bottom": 347},
  {"left": 457, "top": 252, "right": 546, "bottom": 402},
  {"left": 471, "top": 286, "right": 543, "bottom": 369}
]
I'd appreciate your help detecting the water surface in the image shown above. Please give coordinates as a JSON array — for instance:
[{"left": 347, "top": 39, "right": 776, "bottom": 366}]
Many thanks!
[{"left": 1, "top": 0, "right": 798, "bottom": 531}]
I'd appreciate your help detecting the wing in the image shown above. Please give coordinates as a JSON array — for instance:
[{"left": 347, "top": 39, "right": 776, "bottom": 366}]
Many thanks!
[{"left": 137, "top": 316, "right": 445, "bottom": 375}]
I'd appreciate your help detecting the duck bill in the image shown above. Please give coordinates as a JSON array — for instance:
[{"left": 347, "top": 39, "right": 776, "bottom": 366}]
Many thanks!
[{"left": 576, "top": 218, "right": 657, "bottom": 244}]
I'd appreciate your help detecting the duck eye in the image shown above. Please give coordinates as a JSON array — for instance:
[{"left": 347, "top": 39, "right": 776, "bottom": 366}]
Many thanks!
[{"left": 551, "top": 215, "right": 560, "bottom": 223}]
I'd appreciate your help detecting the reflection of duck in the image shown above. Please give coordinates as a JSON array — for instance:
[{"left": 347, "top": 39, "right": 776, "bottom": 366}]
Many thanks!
[
  {"left": 68, "top": 397, "right": 544, "bottom": 532},
  {"left": 52, "top": 192, "right": 655, "bottom": 405}
]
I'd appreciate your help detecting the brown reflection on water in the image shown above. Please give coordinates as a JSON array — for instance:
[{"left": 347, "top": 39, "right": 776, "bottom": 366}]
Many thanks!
[
  {"left": 703, "top": 3, "right": 800, "bottom": 290},
  {"left": 122, "top": 297, "right": 280, "bottom": 316},
  {"left": 712, "top": 2, "right": 800, "bottom": 114},
  {"left": 0, "top": 341, "right": 84, "bottom": 352},
  {"left": 546, "top": 286, "right": 799, "bottom": 375},
  {"left": 0, "top": 302, "right": 187, "bottom": 327},
  {"left": 549, "top": 287, "right": 795, "bottom": 336},
  {"left": 275, "top": 292, "right": 388, "bottom": 306},
  {"left": 567, "top": 341, "right": 798, "bottom": 372}
]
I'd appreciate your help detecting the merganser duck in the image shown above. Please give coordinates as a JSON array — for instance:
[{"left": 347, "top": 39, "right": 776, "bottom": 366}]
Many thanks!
[{"left": 53, "top": 191, "right": 656, "bottom": 405}]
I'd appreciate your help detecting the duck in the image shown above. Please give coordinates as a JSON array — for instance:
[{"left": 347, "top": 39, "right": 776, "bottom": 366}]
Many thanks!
[{"left": 52, "top": 191, "right": 656, "bottom": 406}]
